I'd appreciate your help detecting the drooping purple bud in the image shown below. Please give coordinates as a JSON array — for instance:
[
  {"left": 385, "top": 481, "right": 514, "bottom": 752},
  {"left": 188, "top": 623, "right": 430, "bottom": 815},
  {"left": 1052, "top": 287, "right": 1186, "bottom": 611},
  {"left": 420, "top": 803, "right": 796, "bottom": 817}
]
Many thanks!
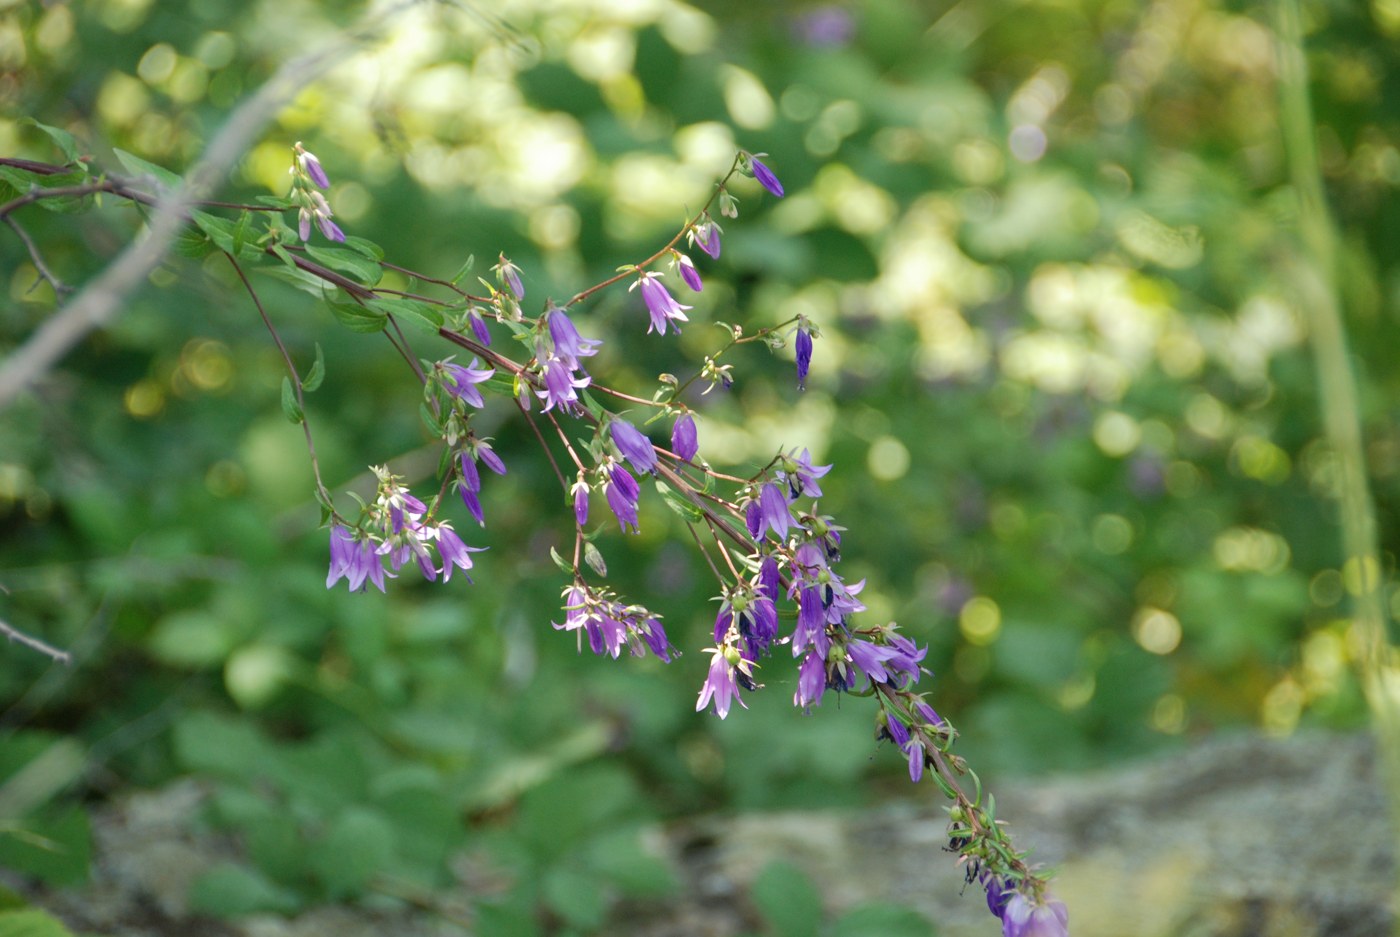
[
  {"left": 749, "top": 156, "right": 785, "bottom": 198},
  {"left": 676, "top": 253, "right": 703, "bottom": 292},
  {"left": 671, "top": 413, "right": 698, "bottom": 462},
  {"left": 610, "top": 418, "right": 658, "bottom": 474},
  {"left": 299, "top": 146, "right": 331, "bottom": 189},
  {"left": 574, "top": 484, "right": 589, "bottom": 526},
  {"left": 795, "top": 323, "right": 813, "bottom": 390},
  {"left": 469, "top": 309, "right": 492, "bottom": 347}
]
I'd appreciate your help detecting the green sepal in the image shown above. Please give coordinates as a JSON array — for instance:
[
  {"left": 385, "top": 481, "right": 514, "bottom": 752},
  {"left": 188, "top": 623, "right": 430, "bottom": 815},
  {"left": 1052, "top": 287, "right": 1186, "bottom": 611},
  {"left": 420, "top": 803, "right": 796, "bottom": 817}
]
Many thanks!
[
  {"left": 326, "top": 300, "right": 388, "bottom": 334},
  {"left": 579, "top": 390, "right": 606, "bottom": 422},
  {"left": 548, "top": 547, "right": 574, "bottom": 575},
  {"left": 655, "top": 480, "right": 703, "bottom": 523},
  {"left": 112, "top": 147, "right": 181, "bottom": 189},
  {"left": 304, "top": 245, "right": 382, "bottom": 286},
  {"left": 583, "top": 542, "right": 607, "bottom": 578},
  {"left": 301, "top": 343, "right": 325, "bottom": 392},
  {"left": 280, "top": 377, "right": 304, "bottom": 425}
]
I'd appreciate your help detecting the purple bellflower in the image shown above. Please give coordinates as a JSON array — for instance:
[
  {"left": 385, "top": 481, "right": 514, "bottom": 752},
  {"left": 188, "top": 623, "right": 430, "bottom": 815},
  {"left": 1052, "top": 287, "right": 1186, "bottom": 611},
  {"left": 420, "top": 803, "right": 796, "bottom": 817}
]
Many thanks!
[
  {"left": 610, "top": 418, "right": 658, "bottom": 474},
  {"left": 795, "top": 320, "right": 814, "bottom": 389},
  {"left": 297, "top": 145, "right": 331, "bottom": 189},
  {"left": 754, "top": 482, "right": 795, "bottom": 541},
  {"left": 536, "top": 351, "right": 591, "bottom": 413},
  {"left": 1000, "top": 893, "right": 1069, "bottom": 937},
  {"left": 435, "top": 523, "right": 485, "bottom": 583},
  {"left": 458, "top": 450, "right": 484, "bottom": 524},
  {"left": 780, "top": 447, "right": 832, "bottom": 498},
  {"left": 326, "top": 530, "right": 387, "bottom": 594},
  {"left": 632, "top": 272, "right": 692, "bottom": 335},
  {"left": 696, "top": 646, "right": 756, "bottom": 719},
  {"left": 691, "top": 218, "right": 722, "bottom": 259},
  {"left": 674, "top": 252, "right": 703, "bottom": 292},
  {"left": 495, "top": 254, "right": 525, "bottom": 300},
  {"left": 671, "top": 413, "right": 698, "bottom": 462},
  {"left": 605, "top": 463, "right": 641, "bottom": 533},
  {"left": 571, "top": 475, "right": 590, "bottom": 526},
  {"left": 547, "top": 307, "right": 600, "bottom": 367},
  {"left": 441, "top": 359, "right": 494, "bottom": 408},
  {"left": 794, "top": 648, "right": 827, "bottom": 710},
  {"left": 468, "top": 308, "right": 492, "bottom": 346},
  {"left": 985, "top": 877, "right": 1014, "bottom": 920},
  {"left": 749, "top": 156, "right": 785, "bottom": 198}
]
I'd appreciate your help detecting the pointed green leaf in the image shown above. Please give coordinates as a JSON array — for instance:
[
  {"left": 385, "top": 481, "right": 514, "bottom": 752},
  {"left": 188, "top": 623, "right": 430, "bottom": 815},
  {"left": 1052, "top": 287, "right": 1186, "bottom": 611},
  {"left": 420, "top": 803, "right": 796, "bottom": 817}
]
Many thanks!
[
  {"left": 301, "top": 343, "right": 325, "bottom": 392},
  {"left": 22, "top": 118, "right": 80, "bottom": 164},
  {"left": 304, "top": 245, "right": 382, "bottom": 286},
  {"left": 112, "top": 147, "right": 182, "bottom": 189},
  {"left": 326, "top": 300, "right": 388, "bottom": 334},
  {"left": 341, "top": 235, "right": 384, "bottom": 261},
  {"left": 368, "top": 297, "right": 443, "bottom": 334},
  {"left": 280, "top": 377, "right": 304, "bottom": 425},
  {"left": 450, "top": 254, "right": 475, "bottom": 285},
  {"left": 655, "top": 481, "right": 704, "bottom": 523},
  {"left": 548, "top": 547, "right": 574, "bottom": 575}
]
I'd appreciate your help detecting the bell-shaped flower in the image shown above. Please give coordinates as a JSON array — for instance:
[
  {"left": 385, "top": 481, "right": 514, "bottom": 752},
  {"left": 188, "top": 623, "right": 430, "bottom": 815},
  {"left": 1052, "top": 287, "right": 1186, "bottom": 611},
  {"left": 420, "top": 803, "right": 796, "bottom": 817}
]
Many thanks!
[
  {"left": 610, "top": 418, "right": 658, "bottom": 474},
  {"left": 631, "top": 272, "right": 691, "bottom": 335}
]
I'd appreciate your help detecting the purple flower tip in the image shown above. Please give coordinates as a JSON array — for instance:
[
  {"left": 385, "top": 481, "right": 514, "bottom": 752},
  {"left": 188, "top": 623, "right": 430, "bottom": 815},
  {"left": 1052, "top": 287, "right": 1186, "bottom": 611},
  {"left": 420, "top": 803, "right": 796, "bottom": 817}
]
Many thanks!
[
  {"left": 795, "top": 325, "right": 813, "bottom": 389},
  {"left": 610, "top": 418, "right": 659, "bottom": 474},
  {"left": 750, "top": 156, "right": 785, "bottom": 198},
  {"left": 676, "top": 253, "right": 703, "bottom": 292},
  {"left": 671, "top": 413, "right": 698, "bottom": 462},
  {"left": 1001, "top": 894, "right": 1069, "bottom": 937}
]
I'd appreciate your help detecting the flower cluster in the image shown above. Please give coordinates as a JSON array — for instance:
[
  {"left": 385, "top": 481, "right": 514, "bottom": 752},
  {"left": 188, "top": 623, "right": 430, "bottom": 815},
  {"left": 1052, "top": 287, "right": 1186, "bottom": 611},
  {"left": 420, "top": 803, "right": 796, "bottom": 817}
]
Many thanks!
[
  {"left": 326, "top": 466, "right": 484, "bottom": 590},
  {"left": 302, "top": 147, "right": 1063, "bottom": 931},
  {"left": 289, "top": 142, "right": 345, "bottom": 243},
  {"left": 554, "top": 584, "right": 674, "bottom": 662}
]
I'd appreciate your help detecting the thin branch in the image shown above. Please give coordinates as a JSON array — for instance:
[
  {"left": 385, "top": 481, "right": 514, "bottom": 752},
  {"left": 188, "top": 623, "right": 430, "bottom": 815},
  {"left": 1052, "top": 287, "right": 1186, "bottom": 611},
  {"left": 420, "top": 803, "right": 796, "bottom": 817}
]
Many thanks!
[
  {"left": 0, "top": 618, "right": 71, "bottom": 665},
  {"left": 4, "top": 215, "right": 71, "bottom": 296},
  {"left": 0, "top": 0, "right": 429, "bottom": 412}
]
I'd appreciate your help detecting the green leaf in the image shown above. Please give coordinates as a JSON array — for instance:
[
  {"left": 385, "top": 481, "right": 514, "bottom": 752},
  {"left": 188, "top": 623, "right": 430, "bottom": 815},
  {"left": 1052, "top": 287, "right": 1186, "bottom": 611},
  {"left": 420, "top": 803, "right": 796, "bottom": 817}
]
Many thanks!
[
  {"left": 0, "top": 807, "right": 90, "bottom": 888},
  {"left": 301, "top": 343, "right": 326, "bottom": 392},
  {"left": 655, "top": 480, "right": 703, "bottom": 523},
  {"left": 280, "top": 377, "right": 304, "bottom": 425},
  {"left": 189, "top": 863, "right": 299, "bottom": 917},
  {"left": 0, "top": 908, "right": 79, "bottom": 937},
  {"left": 112, "top": 147, "right": 182, "bottom": 189},
  {"left": 174, "top": 226, "right": 214, "bottom": 258},
  {"left": 231, "top": 210, "right": 251, "bottom": 256},
  {"left": 172, "top": 711, "right": 269, "bottom": 779},
  {"left": 21, "top": 118, "right": 80, "bottom": 164},
  {"left": 308, "top": 807, "right": 396, "bottom": 898},
  {"left": 304, "top": 245, "right": 383, "bottom": 286},
  {"left": 256, "top": 262, "right": 337, "bottom": 297},
  {"left": 419, "top": 401, "right": 443, "bottom": 437},
  {"left": 326, "top": 300, "right": 388, "bottom": 334},
  {"left": 543, "top": 865, "right": 606, "bottom": 929},
  {"left": 341, "top": 235, "right": 384, "bottom": 261},
  {"left": 548, "top": 546, "right": 574, "bottom": 575},
  {"left": 450, "top": 253, "right": 475, "bottom": 285},
  {"left": 753, "top": 861, "right": 823, "bottom": 937},
  {"left": 255, "top": 195, "right": 295, "bottom": 209},
  {"left": 191, "top": 210, "right": 237, "bottom": 253},
  {"left": 833, "top": 902, "right": 936, "bottom": 937},
  {"left": 368, "top": 297, "right": 444, "bottom": 334}
]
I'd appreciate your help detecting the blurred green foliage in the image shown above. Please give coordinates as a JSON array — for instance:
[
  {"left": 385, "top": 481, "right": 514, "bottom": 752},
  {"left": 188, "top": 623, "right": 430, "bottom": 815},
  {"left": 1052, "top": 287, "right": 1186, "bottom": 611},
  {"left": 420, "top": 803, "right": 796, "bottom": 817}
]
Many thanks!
[{"left": 1, "top": 0, "right": 1397, "bottom": 930}]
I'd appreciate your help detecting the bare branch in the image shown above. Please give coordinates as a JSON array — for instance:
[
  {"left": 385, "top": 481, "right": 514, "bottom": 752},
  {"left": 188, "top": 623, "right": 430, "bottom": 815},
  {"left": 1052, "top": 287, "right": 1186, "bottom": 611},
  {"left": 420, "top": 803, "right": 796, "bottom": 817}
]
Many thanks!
[
  {"left": 4, "top": 214, "right": 72, "bottom": 296},
  {"left": 0, "top": 0, "right": 428, "bottom": 412},
  {"left": 0, "top": 617, "right": 71, "bottom": 665}
]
